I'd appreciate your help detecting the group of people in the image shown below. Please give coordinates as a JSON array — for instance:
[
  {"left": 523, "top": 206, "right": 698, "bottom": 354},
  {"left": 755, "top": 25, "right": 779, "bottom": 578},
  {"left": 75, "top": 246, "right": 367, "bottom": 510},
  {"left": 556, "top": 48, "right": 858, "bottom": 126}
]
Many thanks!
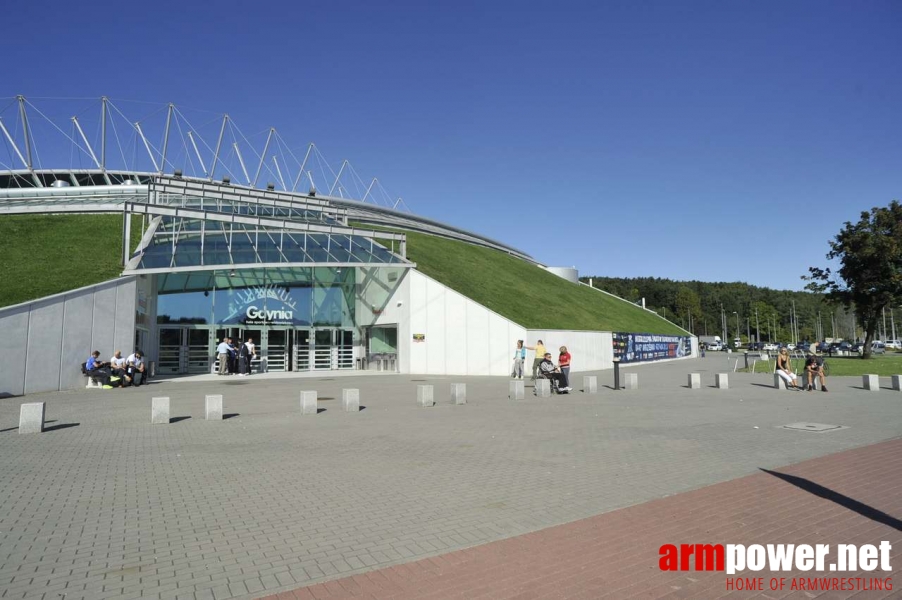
[
  {"left": 513, "top": 339, "right": 573, "bottom": 393},
  {"left": 84, "top": 350, "right": 146, "bottom": 389},
  {"left": 775, "top": 348, "right": 828, "bottom": 392},
  {"left": 217, "top": 337, "right": 256, "bottom": 376}
]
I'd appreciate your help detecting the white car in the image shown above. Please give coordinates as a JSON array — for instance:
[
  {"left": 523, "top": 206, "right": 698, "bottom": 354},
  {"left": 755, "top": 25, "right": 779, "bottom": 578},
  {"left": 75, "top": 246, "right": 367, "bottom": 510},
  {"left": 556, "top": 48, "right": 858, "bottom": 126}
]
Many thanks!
[
  {"left": 886, "top": 340, "right": 901, "bottom": 350},
  {"left": 762, "top": 343, "right": 778, "bottom": 351},
  {"left": 786, "top": 343, "right": 796, "bottom": 351}
]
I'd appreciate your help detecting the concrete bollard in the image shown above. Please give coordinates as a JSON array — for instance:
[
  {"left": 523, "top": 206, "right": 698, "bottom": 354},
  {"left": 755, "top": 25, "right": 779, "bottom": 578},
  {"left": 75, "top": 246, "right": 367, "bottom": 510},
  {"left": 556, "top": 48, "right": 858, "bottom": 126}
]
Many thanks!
[
  {"left": 417, "top": 385, "right": 434, "bottom": 407},
  {"left": 715, "top": 373, "right": 729, "bottom": 389},
  {"left": 583, "top": 376, "right": 598, "bottom": 394},
  {"left": 451, "top": 383, "right": 467, "bottom": 405},
  {"left": 151, "top": 397, "right": 170, "bottom": 424},
  {"left": 535, "top": 379, "right": 551, "bottom": 397},
  {"left": 509, "top": 380, "right": 525, "bottom": 400},
  {"left": 18, "top": 402, "right": 45, "bottom": 434},
  {"left": 341, "top": 389, "right": 360, "bottom": 412},
  {"left": 688, "top": 373, "right": 701, "bottom": 389},
  {"left": 773, "top": 373, "right": 787, "bottom": 390},
  {"left": 205, "top": 394, "right": 223, "bottom": 420},
  {"left": 892, "top": 375, "right": 902, "bottom": 391},
  {"left": 300, "top": 391, "right": 318, "bottom": 415},
  {"left": 622, "top": 372, "right": 638, "bottom": 390},
  {"left": 863, "top": 374, "right": 879, "bottom": 392}
]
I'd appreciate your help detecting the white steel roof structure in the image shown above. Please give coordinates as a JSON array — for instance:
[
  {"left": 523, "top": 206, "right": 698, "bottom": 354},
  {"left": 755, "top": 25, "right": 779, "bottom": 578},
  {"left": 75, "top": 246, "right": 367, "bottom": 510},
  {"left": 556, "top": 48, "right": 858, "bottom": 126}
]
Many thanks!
[{"left": 0, "top": 96, "right": 534, "bottom": 265}]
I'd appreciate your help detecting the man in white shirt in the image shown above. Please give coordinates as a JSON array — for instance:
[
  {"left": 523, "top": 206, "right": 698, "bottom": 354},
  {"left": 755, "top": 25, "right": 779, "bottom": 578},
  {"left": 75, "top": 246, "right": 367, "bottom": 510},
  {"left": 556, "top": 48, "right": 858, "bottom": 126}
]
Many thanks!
[
  {"left": 109, "top": 350, "right": 131, "bottom": 386},
  {"left": 216, "top": 339, "right": 230, "bottom": 376},
  {"left": 126, "top": 350, "right": 146, "bottom": 386}
]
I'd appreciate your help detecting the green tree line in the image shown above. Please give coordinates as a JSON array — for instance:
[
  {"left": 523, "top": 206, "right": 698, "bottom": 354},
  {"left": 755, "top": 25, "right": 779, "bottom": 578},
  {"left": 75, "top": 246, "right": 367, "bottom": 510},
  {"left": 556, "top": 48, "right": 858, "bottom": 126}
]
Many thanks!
[{"left": 579, "top": 276, "right": 868, "bottom": 343}]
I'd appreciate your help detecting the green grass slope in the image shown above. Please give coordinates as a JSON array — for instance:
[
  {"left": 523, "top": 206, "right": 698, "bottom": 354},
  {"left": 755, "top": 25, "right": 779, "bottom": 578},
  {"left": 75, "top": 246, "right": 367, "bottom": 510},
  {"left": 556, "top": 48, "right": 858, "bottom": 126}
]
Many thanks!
[
  {"left": 0, "top": 215, "right": 687, "bottom": 334},
  {"left": 403, "top": 231, "right": 686, "bottom": 334},
  {"left": 0, "top": 214, "right": 142, "bottom": 308}
]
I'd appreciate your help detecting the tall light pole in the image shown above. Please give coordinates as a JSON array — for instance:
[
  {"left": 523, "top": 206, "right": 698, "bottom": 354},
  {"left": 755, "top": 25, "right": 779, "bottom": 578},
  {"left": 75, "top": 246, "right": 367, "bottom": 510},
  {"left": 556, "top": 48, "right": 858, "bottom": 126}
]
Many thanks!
[
  {"left": 746, "top": 317, "right": 750, "bottom": 344},
  {"left": 733, "top": 312, "right": 739, "bottom": 346},
  {"left": 755, "top": 307, "right": 760, "bottom": 343}
]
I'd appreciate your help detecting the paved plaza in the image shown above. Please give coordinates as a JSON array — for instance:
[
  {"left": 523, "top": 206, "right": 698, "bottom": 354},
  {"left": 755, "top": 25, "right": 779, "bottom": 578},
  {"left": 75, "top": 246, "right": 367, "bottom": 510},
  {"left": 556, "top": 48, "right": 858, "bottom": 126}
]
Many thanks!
[{"left": 1, "top": 357, "right": 900, "bottom": 600}]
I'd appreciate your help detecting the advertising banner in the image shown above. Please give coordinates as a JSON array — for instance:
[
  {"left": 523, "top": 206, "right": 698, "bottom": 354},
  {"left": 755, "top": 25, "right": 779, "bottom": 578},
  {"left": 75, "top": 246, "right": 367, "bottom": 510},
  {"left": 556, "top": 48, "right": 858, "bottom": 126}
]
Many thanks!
[{"left": 613, "top": 332, "right": 691, "bottom": 363}]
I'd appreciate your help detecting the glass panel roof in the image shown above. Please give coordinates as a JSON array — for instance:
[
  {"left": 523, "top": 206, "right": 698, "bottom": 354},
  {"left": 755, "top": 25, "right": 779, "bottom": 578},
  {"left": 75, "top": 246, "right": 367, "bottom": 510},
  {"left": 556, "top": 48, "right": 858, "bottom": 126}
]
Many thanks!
[{"left": 134, "top": 217, "right": 406, "bottom": 271}]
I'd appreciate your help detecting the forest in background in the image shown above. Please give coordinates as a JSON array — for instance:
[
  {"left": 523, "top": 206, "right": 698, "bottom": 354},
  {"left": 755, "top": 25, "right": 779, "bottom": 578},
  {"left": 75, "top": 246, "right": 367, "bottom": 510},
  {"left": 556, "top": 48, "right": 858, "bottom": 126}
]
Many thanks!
[{"left": 581, "top": 276, "right": 901, "bottom": 343}]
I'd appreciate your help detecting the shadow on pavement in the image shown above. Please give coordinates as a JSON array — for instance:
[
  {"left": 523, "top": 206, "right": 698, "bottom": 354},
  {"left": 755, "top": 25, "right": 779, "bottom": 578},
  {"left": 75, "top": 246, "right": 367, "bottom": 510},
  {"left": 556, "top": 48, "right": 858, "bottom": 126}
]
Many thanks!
[
  {"left": 222, "top": 413, "right": 240, "bottom": 420},
  {"left": 43, "top": 423, "right": 80, "bottom": 432},
  {"left": 761, "top": 468, "right": 902, "bottom": 532},
  {"left": 170, "top": 416, "right": 191, "bottom": 423}
]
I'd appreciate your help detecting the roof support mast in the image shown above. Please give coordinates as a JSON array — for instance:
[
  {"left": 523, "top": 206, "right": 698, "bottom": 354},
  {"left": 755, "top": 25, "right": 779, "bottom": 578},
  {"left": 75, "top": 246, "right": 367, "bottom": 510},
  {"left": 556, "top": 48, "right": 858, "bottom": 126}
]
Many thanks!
[
  {"left": 187, "top": 132, "right": 207, "bottom": 177},
  {"left": 291, "top": 143, "right": 313, "bottom": 192},
  {"left": 329, "top": 159, "right": 348, "bottom": 196},
  {"left": 99, "top": 96, "right": 111, "bottom": 184},
  {"left": 272, "top": 156, "right": 286, "bottom": 191},
  {"left": 0, "top": 119, "right": 29, "bottom": 169},
  {"left": 252, "top": 128, "right": 274, "bottom": 188},
  {"left": 71, "top": 117, "right": 102, "bottom": 169},
  {"left": 361, "top": 178, "right": 377, "bottom": 203},
  {"left": 209, "top": 114, "right": 228, "bottom": 181},
  {"left": 17, "top": 96, "right": 40, "bottom": 186},
  {"left": 159, "top": 103, "right": 173, "bottom": 174},
  {"left": 134, "top": 122, "right": 160, "bottom": 172},
  {"left": 233, "top": 142, "right": 251, "bottom": 185}
]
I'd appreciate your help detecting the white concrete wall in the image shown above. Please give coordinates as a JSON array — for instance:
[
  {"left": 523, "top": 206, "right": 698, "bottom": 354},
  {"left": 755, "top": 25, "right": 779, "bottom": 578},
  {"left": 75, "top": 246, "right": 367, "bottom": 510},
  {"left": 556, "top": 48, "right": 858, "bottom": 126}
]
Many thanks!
[
  {"left": 374, "top": 270, "right": 697, "bottom": 377},
  {"left": 0, "top": 277, "right": 136, "bottom": 396},
  {"left": 525, "top": 330, "right": 614, "bottom": 372},
  {"left": 386, "top": 270, "right": 527, "bottom": 376}
]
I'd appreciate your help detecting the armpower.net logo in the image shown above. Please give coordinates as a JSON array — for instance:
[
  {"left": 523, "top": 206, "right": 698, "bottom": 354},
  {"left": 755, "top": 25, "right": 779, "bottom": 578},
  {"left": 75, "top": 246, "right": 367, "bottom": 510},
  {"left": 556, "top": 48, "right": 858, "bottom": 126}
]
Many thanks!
[{"left": 659, "top": 542, "right": 893, "bottom": 592}]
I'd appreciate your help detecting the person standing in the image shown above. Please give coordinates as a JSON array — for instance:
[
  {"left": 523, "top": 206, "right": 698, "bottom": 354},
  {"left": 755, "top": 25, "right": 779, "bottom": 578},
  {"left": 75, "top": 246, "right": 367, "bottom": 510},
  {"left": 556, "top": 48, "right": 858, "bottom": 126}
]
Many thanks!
[
  {"left": 244, "top": 337, "right": 256, "bottom": 375},
  {"left": 526, "top": 339, "right": 546, "bottom": 381},
  {"left": 511, "top": 340, "right": 526, "bottom": 379},
  {"left": 217, "top": 338, "right": 230, "bottom": 376},
  {"left": 558, "top": 346, "right": 572, "bottom": 389}
]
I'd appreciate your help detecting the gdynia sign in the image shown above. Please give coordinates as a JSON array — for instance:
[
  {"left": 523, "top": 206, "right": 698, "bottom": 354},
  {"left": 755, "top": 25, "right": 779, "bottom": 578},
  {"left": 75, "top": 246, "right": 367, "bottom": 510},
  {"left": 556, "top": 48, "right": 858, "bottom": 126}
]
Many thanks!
[
  {"left": 226, "top": 285, "right": 299, "bottom": 324},
  {"left": 245, "top": 306, "right": 293, "bottom": 321}
]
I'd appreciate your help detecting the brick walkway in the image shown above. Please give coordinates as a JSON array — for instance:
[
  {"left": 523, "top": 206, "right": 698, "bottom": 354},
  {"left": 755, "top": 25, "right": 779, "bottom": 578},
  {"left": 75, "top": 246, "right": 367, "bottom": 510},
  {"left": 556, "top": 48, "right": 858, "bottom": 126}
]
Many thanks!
[{"left": 264, "top": 438, "right": 902, "bottom": 600}]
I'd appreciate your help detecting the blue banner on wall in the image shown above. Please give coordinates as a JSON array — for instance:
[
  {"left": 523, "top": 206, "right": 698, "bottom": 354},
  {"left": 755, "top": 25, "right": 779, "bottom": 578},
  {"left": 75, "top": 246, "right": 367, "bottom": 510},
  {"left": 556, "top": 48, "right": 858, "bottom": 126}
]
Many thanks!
[{"left": 612, "top": 332, "right": 691, "bottom": 363}]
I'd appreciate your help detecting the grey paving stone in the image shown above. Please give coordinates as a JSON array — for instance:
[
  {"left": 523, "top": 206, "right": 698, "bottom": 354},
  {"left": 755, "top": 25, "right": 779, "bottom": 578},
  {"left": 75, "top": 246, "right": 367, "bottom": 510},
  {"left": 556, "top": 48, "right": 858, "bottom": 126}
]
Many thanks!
[{"left": 2, "top": 359, "right": 902, "bottom": 599}]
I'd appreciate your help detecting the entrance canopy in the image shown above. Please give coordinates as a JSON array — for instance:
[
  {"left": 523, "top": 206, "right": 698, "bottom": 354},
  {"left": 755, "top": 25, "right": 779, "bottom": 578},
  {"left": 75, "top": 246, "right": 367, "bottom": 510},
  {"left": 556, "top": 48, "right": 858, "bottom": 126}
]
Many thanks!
[{"left": 121, "top": 176, "right": 413, "bottom": 275}]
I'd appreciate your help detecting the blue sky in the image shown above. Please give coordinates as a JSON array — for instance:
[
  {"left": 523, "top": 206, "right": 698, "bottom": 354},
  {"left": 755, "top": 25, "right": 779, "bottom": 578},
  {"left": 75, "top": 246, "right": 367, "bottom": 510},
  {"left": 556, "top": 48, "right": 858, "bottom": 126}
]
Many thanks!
[{"left": 3, "top": 0, "right": 900, "bottom": 290}]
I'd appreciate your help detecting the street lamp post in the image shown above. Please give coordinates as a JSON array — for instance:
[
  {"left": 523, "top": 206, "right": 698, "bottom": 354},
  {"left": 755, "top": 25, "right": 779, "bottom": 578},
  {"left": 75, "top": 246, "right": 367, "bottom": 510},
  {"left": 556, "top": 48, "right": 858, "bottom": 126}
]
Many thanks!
[
  {"left": 733, "top": 312, "right": 739, "bottom": 346},
  {"left": 755, "top": 307, "right": 760, "bottom": 343}
]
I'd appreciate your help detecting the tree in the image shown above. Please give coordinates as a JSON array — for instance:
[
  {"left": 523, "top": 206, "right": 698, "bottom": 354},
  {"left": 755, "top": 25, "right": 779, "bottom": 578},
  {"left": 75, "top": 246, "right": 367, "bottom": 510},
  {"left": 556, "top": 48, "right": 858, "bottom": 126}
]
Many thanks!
[
  {"left": 674, "top": 286, "right": 702, "bottom": 333},
  {"left": 805, "top": 201, "right": 902, "bottom": 358}
]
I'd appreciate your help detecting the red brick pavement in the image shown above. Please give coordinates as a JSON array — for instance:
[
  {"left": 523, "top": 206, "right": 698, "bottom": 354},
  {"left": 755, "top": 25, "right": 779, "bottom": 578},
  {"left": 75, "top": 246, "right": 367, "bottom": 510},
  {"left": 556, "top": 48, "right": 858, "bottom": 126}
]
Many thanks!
[{"left": 262, "top": 439, "right": 902, "bottom": 600}]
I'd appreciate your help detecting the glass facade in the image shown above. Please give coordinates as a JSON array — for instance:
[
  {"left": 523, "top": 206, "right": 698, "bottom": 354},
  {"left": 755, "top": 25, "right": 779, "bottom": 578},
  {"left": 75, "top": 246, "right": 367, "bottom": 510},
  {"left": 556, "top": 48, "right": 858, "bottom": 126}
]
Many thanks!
[{"left": 157, "top": 267, "right": 355, "bottom": 328}]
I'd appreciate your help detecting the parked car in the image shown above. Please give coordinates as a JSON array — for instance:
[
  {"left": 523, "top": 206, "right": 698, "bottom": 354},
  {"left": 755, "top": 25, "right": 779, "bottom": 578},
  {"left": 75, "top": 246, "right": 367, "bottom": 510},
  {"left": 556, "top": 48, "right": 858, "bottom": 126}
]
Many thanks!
[
  {"left": 706, "top": 342, "right": 722, "bottom": 351},
  {"left": 851, "top": 342, "right": 865, "bottom": 354},
  {"left": 786, "top": 343, "right": 796, "bottom": 351},
  {"left": 816, "top": 342, "right": 831, "bottom": 353},
  {"left": 872, "top": 341, "right": 887, "bottom": 354},
  {"left": 828, "top": 342, "right": 852, "bottom": 354},
  {"left": 762, "top": 342, "right": 778, "bottom": 352},
  {"left": 886, "top": 340, "right": 902, "bottom": 350}
]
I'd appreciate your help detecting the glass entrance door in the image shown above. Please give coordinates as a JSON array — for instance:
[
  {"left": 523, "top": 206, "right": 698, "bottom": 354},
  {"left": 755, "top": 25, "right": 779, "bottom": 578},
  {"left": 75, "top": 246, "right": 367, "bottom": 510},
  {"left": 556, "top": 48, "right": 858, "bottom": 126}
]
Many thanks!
[
  {"left": 313, "top": 330, "right": 332, "bottom": 370},
  {"left": 266, "top": 329, "right": 290, "bottom": 372},
  {"left": 158, "top": 326, "right": 213, "bottom": 374},
  {"left": 293, "top": 329, "right": 311, "bottom": 371}
]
